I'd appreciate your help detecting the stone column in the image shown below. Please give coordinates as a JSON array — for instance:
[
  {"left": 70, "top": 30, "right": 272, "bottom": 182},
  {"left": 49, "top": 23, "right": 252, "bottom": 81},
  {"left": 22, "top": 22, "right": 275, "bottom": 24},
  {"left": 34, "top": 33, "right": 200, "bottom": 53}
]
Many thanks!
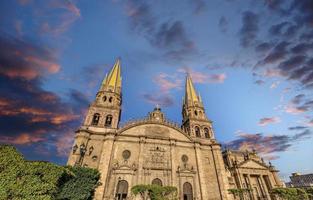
[
  {"left": 169, "top": 139, "right": 176, "bottom": 186},
  {"left": 211, "top": 144, "right": 231, "bottom": 200},
  {"left": 94, "top": 134, "right": 115, "bottom": 200},
  {"left": 194, "top": 142, "right": 204, "bottom": 200},
  {"left": 137, "top": 137, "right": 145, "bottom": 184}
]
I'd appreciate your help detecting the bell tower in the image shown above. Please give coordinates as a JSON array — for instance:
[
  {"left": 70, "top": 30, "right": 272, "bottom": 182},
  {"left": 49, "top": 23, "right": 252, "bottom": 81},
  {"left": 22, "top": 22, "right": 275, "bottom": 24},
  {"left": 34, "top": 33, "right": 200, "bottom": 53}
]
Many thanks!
[
  {"left": 182, "top": 74, "right": 215, "bottom": 139},
  {"left": 83, "top": 58, "right": 122, "bottom": 129}
]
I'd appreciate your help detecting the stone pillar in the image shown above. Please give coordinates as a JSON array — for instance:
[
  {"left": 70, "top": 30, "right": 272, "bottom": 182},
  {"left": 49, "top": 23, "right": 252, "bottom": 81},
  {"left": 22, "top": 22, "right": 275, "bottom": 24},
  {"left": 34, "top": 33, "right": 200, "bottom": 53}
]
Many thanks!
[
  {"left": 271, "top": 169, "right": 283, "bottom": 187},
  {"left": 137, "top": 137, "right": 145, "bottom": 184},
  {"left": 211, "top": 144, "right": 231, "bottom": 200},
  {"left": 94, "top": 134, "right": 115, "bottom": 200},
  {"left": 194, "top": 143, "right": 204, "bottom": 200},
  {"left": 169, "top": 139, "right": 176, "bottom": 186}
]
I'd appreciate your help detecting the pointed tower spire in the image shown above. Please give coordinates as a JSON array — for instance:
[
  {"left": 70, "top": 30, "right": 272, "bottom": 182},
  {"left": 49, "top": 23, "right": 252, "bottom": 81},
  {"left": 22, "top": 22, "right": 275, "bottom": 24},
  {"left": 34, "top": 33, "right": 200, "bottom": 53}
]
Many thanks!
[
  {"left": 185, "top": 74, "right": 199, "bottom": 106},
  {"left": 100, "top": 58, "right": 122, "bottom": 94}
]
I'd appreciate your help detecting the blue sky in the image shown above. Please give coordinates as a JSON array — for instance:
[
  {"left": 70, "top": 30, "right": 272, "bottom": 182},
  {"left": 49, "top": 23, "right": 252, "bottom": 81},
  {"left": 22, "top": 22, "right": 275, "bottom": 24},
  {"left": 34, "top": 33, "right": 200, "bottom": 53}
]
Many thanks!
[{"left": 0, "top": 0, "right": 313, "bottom": 181}]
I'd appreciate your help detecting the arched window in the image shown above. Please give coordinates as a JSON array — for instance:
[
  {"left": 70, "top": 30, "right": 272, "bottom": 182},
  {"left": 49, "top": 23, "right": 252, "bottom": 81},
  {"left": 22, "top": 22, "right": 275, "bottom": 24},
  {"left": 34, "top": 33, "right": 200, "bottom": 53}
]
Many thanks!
[
  {"left": 183, "top": 182, "right": 193, "bottom": 200},
  {"left": 91, "top": 113, "right": 100, "bottom": 125},
  {"left": 195, "top": 126, "right": 200, "bottom": 137},
  {"left": 109, "top": 97, "right": 113, "bottom": 103},
  {"left": 103, "top": 96, "right": 107, "bottom": 102},
  {"left": 152, "top": 178, "right": 162, "bottom": 186},
  {"left": 105, "top": 115, "right": 113, "bottom": 127},
  {"left": 194, "top": 110, "right": 198, "bottom": 116},
  {"left": 115, "top": 180, "right": 128, "bottom": 200},
  {"left": 204, "top": 128, "right": 210, "bottom": 138}
]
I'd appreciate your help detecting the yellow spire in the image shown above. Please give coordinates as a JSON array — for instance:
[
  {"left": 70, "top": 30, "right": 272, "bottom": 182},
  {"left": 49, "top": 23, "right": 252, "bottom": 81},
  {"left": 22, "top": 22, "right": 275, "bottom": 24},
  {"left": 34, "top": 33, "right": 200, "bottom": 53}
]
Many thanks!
[
  {"left": 100, "top": 58, "right": 122, "bottom": 93},
  {"left": 185, "top": 74, "right": 199, "bottom": 104}
]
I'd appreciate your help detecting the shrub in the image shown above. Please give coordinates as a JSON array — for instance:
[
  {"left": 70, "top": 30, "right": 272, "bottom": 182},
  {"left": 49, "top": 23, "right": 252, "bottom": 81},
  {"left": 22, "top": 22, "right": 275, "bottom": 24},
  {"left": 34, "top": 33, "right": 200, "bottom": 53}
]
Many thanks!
[
  {"left": 0, "top": 144, "right": 100, "bottom": 200},
  {"left": 131, "top": 184, "right": 177, "bottom": 200}
]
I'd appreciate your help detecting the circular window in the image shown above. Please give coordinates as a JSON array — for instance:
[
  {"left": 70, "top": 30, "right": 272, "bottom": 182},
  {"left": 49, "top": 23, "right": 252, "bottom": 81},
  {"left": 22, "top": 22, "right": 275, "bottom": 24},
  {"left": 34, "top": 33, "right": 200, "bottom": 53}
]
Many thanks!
[
  {"left": 182, "top": 155, "right": 188, "bottom": 163},
  {"left": 122, "top": 150, "right": 131, "bottom": 160}
]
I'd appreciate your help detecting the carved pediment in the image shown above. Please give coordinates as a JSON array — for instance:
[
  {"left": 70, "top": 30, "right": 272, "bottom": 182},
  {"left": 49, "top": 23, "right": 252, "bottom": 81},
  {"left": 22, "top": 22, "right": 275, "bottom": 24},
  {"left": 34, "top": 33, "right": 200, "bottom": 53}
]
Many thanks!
[{"left": 238, "top": 159, "right": 268, "bottom": 169}]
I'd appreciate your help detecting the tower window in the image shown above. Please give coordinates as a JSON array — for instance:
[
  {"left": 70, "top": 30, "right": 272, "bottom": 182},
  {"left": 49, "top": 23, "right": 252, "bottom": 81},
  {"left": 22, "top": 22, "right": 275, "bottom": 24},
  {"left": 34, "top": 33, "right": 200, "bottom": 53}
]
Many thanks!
[
  {"left": 194, "top": 110, "right": 198, "bottom": 116},
  {"left": 204, "top": 128, "right": 210, "bottom": 138},
  {"left": 195, "top": 126, "right": 200, "bottom": 137},
  {"left": 91, "top": 113, "right": 100, "bottom": 125},
  {"left": 109, "top": 97, "right": 113, "bottom": 103},
  {"left": 105, "top": 115, "right": 113, "bottom": 127},
  {"left": 103, "top": 96, "right": 107, "bottom": 102}
]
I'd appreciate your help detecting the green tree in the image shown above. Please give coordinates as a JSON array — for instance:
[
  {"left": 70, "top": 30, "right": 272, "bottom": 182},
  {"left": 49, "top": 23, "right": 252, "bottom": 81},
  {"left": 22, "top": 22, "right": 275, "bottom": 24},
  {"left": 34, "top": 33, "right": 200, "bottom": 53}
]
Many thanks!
[
  {"left": 0, "top": 144, "right": 100, "bottom": 200},
  {"left": 271, "top": 187, "right": 309, "bottom": 200},
  {"left": 131, "top": 184, "right": 177, "bottom": 200},
  {"left": 56, "top": 166, "right": 100, "bottom": 200}
]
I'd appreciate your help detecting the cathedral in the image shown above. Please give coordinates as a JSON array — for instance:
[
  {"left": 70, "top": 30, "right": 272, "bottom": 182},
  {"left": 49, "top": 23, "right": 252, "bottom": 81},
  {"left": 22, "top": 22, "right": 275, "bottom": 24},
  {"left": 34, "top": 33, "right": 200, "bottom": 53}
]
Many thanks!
[{"left": 67, "top": 59, "right": 284, "bottom": 200}]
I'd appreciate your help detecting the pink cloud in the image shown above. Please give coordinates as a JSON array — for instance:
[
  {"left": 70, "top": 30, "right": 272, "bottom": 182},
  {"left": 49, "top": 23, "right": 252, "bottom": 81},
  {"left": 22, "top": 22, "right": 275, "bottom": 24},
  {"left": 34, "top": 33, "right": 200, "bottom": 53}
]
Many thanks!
[
  {"left": 178, "top": 68, "right": 226, "bottom": 83},
  {"left": 263, "top": 68, "right": 287, "bottom": 77},
  {"left": 55, "top": 131, "right": 74, "bottom": 157},
  {"left": 285, "top": 104, "right": 307, "bottom": 114},
  {"left": 0, "top": 133, "right": 45, "bottom": 145},
  {"left": 258, "top": 117, "right": 281, "bottom": 126},
  {"left": 153, "top": 73, "right": 182, "bottom": 93},
  {"left": 39, "top": 0, "right": 81, "bottom": 36}
]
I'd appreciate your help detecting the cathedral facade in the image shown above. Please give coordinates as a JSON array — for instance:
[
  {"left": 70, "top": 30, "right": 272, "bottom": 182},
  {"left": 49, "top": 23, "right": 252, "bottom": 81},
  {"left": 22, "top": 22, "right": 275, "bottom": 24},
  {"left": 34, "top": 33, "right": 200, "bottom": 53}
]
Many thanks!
[{"left": 67, "top": 59, "right": 284, "bottom": 200}]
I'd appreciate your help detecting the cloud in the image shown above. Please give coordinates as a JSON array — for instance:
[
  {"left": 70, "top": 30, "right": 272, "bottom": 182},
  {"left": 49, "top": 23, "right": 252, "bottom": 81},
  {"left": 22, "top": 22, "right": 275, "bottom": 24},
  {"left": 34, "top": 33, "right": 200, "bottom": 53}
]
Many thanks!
[
  {"left": 39, "top": 0, "right": 81, "bottom": 36},
  {"left": 142, "top": 93, "right": 174, "bottom": 107},
  {"left": 219, "top": 16, "right": 228, "bottom": 33},
  {"left": 255, "top": 42, "right": 274, "bottom": 53},
  {"left": 0, "top": 33, "right": 88, "bottom": 159},
  {"left": 55, "top": 131, "right": 75, "bottom": 157},
  {"left": 0, "top": 133, "right": 45, "bottom": 145},
  {"left": 0, "top": 33, "right": 60, "bottom": 80},
  {"left": 262, "top": 41, "right": 290, "bottom": 64},
  {"left": 255, "top": 80, "right": 265, "bottom": 85},
  {"left": 240, "top": 11, "right": 259, "bottom": 47},
  {"left": 178, "top": 68, "right": 226, "bottom": 84},
  {"left": 153, "top": 21, "right": 196, "bottom": 59},
  {"left": 291, "top": 94, "right": 305, "bottom": 104},
  {"left": 224, "top": 129, "right": 313, "bottom": 160},
  {"left": 258, "top": 117, "right": 281, "bottom": 126},
  {"left": 288, "top": 126, "right": 308, "bottom": 130},
  {"left": 270, "top": 81, "right": 280, "bottom": 89},
  {"left": 124, "top": 0, "right": 196, "bottom": 60},
  {"left": 189, "top": 0, "right": 207, "bottom": 14},
  {"left": 153, "top": 73, "right": 182, "bottom": 93},
  {"left": 284, "top": 94, "right": 313, "bottom": 114},
  {"left": 263, "top": 68, "right": 287, "bottom": 77}
]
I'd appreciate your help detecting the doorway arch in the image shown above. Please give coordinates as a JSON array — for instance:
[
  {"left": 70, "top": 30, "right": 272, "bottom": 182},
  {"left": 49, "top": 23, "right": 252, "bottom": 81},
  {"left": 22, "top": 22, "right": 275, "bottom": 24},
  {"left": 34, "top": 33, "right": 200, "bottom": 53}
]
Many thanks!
[
  {"left": 115, "top": 180, "right": 128, "bottom": 200},
  {"left": 183, "top": 182, "right": 193, "bottom": 200},
  {"left": 152, "top": 178, "right": 162, "bottom": 186}
]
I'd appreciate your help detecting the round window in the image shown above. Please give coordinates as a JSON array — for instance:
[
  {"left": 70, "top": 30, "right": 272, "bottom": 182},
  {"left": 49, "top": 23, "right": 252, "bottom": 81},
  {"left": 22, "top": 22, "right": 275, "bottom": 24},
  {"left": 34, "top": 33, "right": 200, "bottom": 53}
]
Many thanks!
[
  {"left": 182, "top": 155, "right": 188, "bottom": 163},
  {"left": 122, "top": 150, "right": 131, "bottom": 160}
]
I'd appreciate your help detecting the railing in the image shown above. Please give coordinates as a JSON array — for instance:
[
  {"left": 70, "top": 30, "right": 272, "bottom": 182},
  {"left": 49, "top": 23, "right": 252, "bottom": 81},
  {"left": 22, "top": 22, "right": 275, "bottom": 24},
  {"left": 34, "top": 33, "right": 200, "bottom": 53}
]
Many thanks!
[{"left": 118, "top": 117, "right": 184, "bottom": 133}]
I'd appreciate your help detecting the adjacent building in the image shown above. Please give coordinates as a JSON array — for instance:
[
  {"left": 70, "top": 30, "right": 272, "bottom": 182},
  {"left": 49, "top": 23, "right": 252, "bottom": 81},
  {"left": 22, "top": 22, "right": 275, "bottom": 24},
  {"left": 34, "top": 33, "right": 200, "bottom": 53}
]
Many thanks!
[
  {"left": 286, "top": 173, "right": 313, "bottom": 187},
  {"left": 67, "top": 59, "right": 284, "bottom": 200}
]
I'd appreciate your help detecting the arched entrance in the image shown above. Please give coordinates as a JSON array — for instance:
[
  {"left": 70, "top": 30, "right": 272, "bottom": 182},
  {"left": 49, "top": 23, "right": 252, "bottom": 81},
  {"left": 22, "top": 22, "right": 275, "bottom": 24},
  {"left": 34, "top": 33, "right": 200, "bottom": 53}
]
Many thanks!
[
  {"left": 115, "top": 180, "right": 128, "bottom": 200},
  {"left": 152, "top": 178, "right": 162, "bottom": 186},
  {"left": 183, "top": 182, "right": 193, "bottom": 200}
]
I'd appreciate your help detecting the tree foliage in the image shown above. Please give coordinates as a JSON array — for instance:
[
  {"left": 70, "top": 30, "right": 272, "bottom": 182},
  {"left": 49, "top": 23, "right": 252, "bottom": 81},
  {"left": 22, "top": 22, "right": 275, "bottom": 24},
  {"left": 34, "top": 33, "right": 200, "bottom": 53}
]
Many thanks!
[
  {"left": 228, "top": 188, "right": 252, "bottom": 200},
  {"left": 0, "top": 144, "right": 100, "bottom": 200},
  {"left": 56, "top": 166, "right": 100, "bottom": 200},
  {"left": 131, "top": 184, "right": 177, "bottom": 200},
  {"left": 271, "top": 187, "right": 310, "bottom": 200}
]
